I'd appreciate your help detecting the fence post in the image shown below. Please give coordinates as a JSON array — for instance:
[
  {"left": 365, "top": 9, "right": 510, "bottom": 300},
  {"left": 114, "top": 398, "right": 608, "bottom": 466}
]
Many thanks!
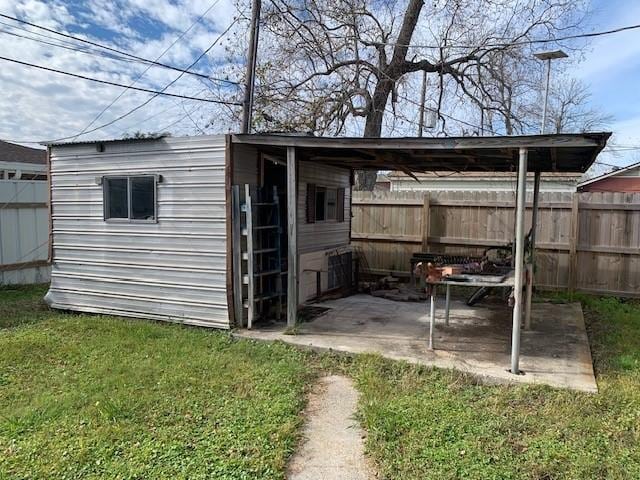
[
  {"left": 568, "top": 193, "right": 579, "bottom": 293},
  {"left": 421, "top": 192, "right": 430, "bottom": 252}
]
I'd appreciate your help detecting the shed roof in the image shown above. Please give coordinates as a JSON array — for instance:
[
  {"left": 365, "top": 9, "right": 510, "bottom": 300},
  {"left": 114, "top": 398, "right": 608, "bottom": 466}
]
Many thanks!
[
  {"left": 232, "top": 132, "right": 611, "bottom": 173},
  {"left": 0, "top": 140, "right": 46, "bottom": 164}
]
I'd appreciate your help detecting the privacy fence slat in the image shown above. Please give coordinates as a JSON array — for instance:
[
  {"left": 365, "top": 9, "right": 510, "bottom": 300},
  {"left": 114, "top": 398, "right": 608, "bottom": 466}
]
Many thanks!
[
  {"left": 352, "top": 190, "right": 640, "bottom": 297},
  {"left": 0, "top": 180, "right": 50, "bottom": 285}
]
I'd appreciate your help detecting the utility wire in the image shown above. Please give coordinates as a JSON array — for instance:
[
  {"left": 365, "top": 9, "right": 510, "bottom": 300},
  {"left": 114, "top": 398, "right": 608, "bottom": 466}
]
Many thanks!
[
  {"left": 337, "top": 22, "right": 640, "bottom": 50},
  {"left": 0, "top": 12, "right": 239, "bottom": 85},
  {"left": 73, "top": 0, "right": 228, "bottom": 139},
  {"left": 0, "top": 56, "right": 240, "bottom": 105},
  {"left": 1, "top": 15, "right": 242, "bottom": 145},
  {"left": 0, "top": 27, "right": 150, "bottom": 66}
]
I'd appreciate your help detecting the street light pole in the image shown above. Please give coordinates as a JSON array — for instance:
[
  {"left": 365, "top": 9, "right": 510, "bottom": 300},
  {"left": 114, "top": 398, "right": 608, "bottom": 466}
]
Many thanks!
[{"left": 534, "top": 50, "right": 568, "bottom": 134}]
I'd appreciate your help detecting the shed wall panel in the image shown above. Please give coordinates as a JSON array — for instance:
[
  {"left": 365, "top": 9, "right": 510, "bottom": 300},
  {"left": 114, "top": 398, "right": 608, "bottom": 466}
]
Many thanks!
[
  {"left": 46, "top": 135, "right": 230, "bottom": 328},
  {"left": 297, "top": 161, "right": 351, "bottom": 254}
]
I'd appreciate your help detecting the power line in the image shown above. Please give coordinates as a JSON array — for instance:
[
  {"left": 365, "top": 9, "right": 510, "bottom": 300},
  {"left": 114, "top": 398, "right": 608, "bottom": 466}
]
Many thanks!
[
  {"left": 0, "top": 25, "right": 141, "bottom": 65},
  {"left": 73, "top": 0, "right": 227, "bottom": 138},
  {"left": 0, "top": 55, "right": 240, "bottom": 105},
  {"left": 339, "top": 22, "right": 640, "bottom": 50},
  {"left": 0, "top": 12, "right": 239, "bottom": 85},
  {"left": 1, "top": 16, "right": 242, "bottom": 145},
  {"left": 119, "top": 87, "right": 208, "bottom": 134}
]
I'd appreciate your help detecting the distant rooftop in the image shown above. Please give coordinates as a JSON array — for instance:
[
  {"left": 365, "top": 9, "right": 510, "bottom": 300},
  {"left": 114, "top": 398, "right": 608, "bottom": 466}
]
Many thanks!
[{"left": 0, "top": 140, "right": 46, "bottom": 164}]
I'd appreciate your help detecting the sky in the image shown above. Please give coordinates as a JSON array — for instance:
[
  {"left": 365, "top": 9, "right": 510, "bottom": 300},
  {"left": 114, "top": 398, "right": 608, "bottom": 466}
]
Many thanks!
[{"left": 0, "top": 0, "right": 639, "bottom": 173}]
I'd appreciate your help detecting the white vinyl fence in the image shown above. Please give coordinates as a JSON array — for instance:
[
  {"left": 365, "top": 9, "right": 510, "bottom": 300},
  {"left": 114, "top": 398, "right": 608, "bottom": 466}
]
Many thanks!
[{"left": 0, "top": 180, "right": 50, "bottom": 285}]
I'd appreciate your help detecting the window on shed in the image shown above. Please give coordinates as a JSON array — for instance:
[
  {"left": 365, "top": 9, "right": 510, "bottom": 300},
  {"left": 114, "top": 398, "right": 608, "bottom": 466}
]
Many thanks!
[
  {"left": 307, "top": 183, "right": 344, "bottom": 223},
  {"left": 326, "top": 188, "right": 337, "bottom": 220},
  {"left": 105, "top": 178, "right": 128, "bottom": 219},
  {"left": 104, "top": 175, "right": 156, "bottom": 222},
  {"left": 315, "top": 186, "right": 326, "bottom": 221}
]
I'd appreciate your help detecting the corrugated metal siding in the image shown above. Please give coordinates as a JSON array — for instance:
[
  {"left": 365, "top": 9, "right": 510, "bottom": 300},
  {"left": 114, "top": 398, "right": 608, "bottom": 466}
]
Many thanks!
[
  {"left": 298, "top": 161, "right": 351, "bottom": 254},
  {"left": 45, "top": 135, "right": 230, "bottom": 328},
  {"left": 0, "top": 180, "right": 50, "bottom": 284}
]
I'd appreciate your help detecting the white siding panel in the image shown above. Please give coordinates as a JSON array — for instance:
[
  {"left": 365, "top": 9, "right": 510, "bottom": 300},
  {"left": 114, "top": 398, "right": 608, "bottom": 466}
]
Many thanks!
[
  {"left": 298, "top": 161, "right": 351, "bottom": 254},
  {"left": 45, "top": 135, "right": 230, "bottom": 328}
]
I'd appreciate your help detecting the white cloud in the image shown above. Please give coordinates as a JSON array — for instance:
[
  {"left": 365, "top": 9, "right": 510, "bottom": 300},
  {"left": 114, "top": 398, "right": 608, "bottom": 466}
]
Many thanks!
[{"left": 0, "top": 0, "right": 243, "bottom": 145}]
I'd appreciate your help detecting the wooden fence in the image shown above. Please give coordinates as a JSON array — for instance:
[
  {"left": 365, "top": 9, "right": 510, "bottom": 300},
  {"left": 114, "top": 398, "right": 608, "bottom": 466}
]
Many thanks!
[
  {"left": 0, "top": 180, "right": 50, "bottom": 285},
  {"left": 351, "top": 190, "right": 640, "bottom": 297}
]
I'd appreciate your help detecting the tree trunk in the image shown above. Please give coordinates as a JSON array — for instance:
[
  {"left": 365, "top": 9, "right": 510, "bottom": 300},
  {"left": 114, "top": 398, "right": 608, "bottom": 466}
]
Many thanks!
[
  {"left": 354, "top": 0, "right": 425, "bottom": 191},
  {"left": 355, "top": 79, "right": 394, "bottom": 190}
]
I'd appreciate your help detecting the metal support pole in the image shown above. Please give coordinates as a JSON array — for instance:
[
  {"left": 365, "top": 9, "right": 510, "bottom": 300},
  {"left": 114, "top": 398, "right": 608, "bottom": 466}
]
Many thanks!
[
  {"left": 241, "top": 0, "right": 261, "bottom": 134},
  {"left": 444, "top": 283, "right": 451, "bottom": 326},
  {"left": 418, "top": 70, "right": 427, "bottom": 137},
  {"left": 286, "top": 146, "right": 298, "bottom": 327},
  {"left": 511, "top": 147, "right": 528, "bottom": 374},
  {"left": 428, "top": 285, "right": 436, "bottom": 350},
  {"left": 541, "top": 58, "right": 551, "bottom": 134}
]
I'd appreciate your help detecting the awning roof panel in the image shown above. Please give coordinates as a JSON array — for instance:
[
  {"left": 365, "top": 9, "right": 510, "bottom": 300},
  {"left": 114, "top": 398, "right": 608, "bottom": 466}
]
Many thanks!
[{"left": 231, "top": 132, "right": 611, "bottom": 173}]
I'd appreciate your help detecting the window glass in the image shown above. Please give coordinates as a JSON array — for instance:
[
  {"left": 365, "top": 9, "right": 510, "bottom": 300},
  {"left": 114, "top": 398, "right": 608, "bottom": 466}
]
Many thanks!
[
  {"left": 326, "top": 188, "right": 337, "bottom": 220},
  {"left": 106, "top": 178, "right": 128, "bottom": 219},
  {"left": 130, "top": 176, "right": 155, "bottom": 220},
  {"left": 315, "top": 187, "right": 326, "bottom": 221}
]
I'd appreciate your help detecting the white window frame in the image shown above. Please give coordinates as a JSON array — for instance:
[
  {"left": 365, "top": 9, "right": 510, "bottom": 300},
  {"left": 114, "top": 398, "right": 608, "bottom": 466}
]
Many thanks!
[
  {"left": 103, "top": 175, "right": 158, "bottom": 223},
  {"left": 314, "top": 186, "right": 337, "bottom": 223}
]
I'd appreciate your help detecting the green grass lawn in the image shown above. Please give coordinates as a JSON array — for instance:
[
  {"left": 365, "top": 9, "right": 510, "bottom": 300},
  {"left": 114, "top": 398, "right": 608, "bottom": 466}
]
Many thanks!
[
  {"left": 1, "top": 285, "right": 639, "bottom": 479},
  {"left": 0, "top": 285, "right": 316, "bottom": 479}
]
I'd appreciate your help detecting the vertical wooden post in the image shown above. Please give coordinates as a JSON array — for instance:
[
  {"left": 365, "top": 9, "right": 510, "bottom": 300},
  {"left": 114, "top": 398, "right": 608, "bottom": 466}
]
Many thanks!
[
  {"left": 421, "top": 192, "right": 430, "bottom": 252},
  {"left": 568, "top": 193, "right": 579, "bottom": 293},
  {"left": 511, "top": 147, "right": 528, "bottom": 375},
  {"left": 287, "top": 146, "right": 298, "bottom": 327}
]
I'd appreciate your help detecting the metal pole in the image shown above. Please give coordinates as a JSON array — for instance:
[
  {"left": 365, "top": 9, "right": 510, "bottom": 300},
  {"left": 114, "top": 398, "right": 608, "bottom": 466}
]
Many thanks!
[
  {"left": 418, "top": 70, "right": 427, "bottom": 137},
  {"left": 540, "top": 58, "right": 551, "bottom": 134},
  {"left": 444, "top": 283, "right": 451, "bottom": 326},
  {"left": 241, "top": 0, "right": 261, "bottom": 134},
  {"left": 428, "top": 285, "right": 436, "bottom": 350},
  {"left": 511, "top": 147, "right": 528, "bottom": 374}
]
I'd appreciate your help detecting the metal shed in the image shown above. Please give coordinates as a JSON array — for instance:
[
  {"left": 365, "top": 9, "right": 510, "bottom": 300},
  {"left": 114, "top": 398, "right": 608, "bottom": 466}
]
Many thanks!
[{"left": 45, "top": 132, "right": 610, "bottom": 373}]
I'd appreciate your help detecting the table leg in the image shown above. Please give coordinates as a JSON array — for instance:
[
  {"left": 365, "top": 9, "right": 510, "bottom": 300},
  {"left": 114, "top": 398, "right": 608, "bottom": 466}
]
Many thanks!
[
  {"left": 428, "top": 285, "right": 436, "bottom": 350},
  {"left": 445, "top": 283, "right": 451, "bottom": 326}
]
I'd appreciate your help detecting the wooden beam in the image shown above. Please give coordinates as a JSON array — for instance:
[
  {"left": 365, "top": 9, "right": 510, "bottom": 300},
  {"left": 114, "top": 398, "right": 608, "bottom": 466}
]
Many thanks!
[
  {"left": 286, "top": 146, "right": 298, "bottom": 327},
  {"left": 351, "top": 197, "right": 572, "bottom": 209},
  {"left": 0, "top": 259, "right": 49, "bottom": 272}
]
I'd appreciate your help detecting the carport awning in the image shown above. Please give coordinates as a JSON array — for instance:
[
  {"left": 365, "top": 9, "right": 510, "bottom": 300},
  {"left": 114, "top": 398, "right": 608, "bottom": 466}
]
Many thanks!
[{"left": 231, "top": 132, "right": 611, "bottom": 173}]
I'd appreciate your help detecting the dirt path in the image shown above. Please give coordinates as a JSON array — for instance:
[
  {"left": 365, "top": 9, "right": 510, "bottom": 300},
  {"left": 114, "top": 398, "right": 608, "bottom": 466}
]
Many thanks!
[{"left": 287, "top": 375, "right": 374, "bottom": 480}]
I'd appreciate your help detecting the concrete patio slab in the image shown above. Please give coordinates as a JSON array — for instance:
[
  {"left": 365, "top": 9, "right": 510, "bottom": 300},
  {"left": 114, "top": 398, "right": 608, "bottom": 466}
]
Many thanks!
[{"left": 237, "top": 294, "right": 598, "bottom": 393}]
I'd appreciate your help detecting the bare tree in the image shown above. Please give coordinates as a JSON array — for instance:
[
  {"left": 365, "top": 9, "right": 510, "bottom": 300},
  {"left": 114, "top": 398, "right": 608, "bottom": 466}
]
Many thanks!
[
  {"left": 217, "top": 0, "right": 588, "bottom": 189},
  {"left": 545, "top": 77, "right": 612, "bottom": 133}
]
